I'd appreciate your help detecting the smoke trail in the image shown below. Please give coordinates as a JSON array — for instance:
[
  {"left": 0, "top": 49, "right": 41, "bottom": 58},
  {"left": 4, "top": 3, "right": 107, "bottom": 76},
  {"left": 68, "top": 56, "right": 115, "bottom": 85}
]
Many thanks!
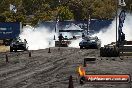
[
  {"left": 123, "top": 14, "right": 132, "bottom": 41},
  {"left": 19, "top": 25, "right": 57, "bottom": 50},
  {"left": 19, "top": 24, "right": 82, "bottom": 50},
  {"left": 61, "top": 23, "right": 82, "bottom": 38},
  {"left": 69, "top": 38, "right": 82, "bottom": 48},
  {"left": 62, "top": 24, "right": 82, "bottom": 48},
  {"left": 19, "top": 14, "right": 132, "bottom": 50},
  {"left": 93, "top": 13, "right": 132, "bottom": 47},
  {"left": 93, "top": 20, "right": 116, "bottom": 47}
]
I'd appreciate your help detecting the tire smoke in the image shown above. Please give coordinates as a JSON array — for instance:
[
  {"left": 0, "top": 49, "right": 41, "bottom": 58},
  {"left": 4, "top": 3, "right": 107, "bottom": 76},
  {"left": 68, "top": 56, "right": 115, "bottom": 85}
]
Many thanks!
[
  {"left": 68, "top": 38, "right": 82, "bottom": 48},
  {"left": 19, "top": 14, "right": 132, "bottom": 50},
  {"left": 19, "top": 25, "right": 57, "bottom": 50},
  {"left": 93, "top": 13, "right": 132, "bottom": 47}
]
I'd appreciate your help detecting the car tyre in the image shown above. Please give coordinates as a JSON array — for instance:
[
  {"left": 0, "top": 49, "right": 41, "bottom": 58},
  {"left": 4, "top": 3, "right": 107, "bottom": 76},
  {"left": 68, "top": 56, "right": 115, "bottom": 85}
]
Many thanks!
[
  {"left": 10, "top": 47, "right": 13, "bottom": 52},
  {"left": 80, "top": 46, "right": 83, "bottom": 49}
]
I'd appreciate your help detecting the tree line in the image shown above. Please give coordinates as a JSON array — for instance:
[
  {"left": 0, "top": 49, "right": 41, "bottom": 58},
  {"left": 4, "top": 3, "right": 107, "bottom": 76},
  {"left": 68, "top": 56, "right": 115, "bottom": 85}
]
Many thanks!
[{"left": 0, "top": 0, "right": 132, "bottom": 25}]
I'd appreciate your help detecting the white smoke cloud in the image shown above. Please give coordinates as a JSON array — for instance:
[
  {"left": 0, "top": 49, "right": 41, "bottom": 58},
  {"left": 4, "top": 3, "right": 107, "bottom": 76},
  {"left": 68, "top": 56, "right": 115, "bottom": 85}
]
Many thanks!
[
  {"left": 19, "top": 24, "right": 83, "bottom": 50},
  {"left": 61, "top": 23, "right": 82, "bottom": 38},
  {"left": 19, "top": 25, "right": 57, "bottom": 50},
  {"left": 94, "top": 13, "right": 132, "bottom": 47},
  {"left": 68, "top": 38, "right": 82, "bottom": 48},
  {"left": 123, "top": 14, "right": 132, "bottom": 41},
  {"left": 93, "top": 20, "right": 116, "bottom": 47},
  {"left": 62, "top": 24, "right": 82, "bottom": 48},
  {"left": 19, "top": 13, "right": 132, "bottom": 50}
]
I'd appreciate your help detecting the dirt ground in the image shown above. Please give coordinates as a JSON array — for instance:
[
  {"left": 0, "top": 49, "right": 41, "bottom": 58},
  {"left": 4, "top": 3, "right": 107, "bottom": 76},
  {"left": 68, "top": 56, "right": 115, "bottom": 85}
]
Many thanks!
[{"left": 0, "top": 47, "right": 132, "bottom": 88}]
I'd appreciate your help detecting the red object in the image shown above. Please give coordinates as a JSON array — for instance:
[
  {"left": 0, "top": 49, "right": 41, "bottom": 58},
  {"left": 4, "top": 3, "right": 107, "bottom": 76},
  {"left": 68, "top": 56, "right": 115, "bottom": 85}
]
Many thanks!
[{"left": 84, "top": 74, "right": 130, "bottom": 82}]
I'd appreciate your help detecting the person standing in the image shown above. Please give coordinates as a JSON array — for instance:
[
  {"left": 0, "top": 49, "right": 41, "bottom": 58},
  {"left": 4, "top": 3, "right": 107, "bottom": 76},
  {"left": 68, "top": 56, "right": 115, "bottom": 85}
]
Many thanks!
[{"left": 58, "top": 34, "right": 64, "bottom": 46}]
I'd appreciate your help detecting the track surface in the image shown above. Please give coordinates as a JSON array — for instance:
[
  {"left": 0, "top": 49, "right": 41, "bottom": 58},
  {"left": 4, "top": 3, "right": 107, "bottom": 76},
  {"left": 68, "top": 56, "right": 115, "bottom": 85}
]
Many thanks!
[{"left": 0, "top": 47, "right": 132, "bottom": 88}]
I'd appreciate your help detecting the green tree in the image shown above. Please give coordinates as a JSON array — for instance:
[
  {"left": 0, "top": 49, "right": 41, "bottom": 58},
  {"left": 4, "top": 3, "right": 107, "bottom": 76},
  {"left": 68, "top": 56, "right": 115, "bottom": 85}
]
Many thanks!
[
  {"left": 57, "top": 6, "right": 74, "bottom": 21},
  {"left": 0, "top": 0, "right": 131, "bottom": 25}
]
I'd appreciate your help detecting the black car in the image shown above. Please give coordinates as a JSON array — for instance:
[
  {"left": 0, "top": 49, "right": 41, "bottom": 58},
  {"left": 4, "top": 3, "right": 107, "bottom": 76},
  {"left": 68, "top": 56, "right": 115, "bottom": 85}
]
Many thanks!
[
  {"left": 10, "top": 38, "right": 28, "bottom": 52},
  {"left": 79, "top": 36, "right": 101, "bottom": 49}
]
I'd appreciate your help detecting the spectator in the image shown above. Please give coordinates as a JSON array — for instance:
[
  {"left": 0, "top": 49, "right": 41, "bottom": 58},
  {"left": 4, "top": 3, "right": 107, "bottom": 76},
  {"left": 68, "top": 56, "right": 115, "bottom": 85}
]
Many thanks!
[{"left": 58, "top": 34, "right": 64, "bottom": 41}]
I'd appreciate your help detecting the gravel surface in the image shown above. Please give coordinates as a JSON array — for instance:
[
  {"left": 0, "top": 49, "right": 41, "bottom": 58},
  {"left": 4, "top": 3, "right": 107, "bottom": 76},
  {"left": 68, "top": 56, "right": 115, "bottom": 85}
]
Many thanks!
[{"left": 0, "top": 47, "right": 132, "bottom": 88}]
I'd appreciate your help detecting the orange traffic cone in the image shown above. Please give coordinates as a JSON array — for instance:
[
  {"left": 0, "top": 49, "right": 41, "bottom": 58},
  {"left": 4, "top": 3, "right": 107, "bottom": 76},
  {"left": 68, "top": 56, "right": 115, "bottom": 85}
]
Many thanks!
[{"left": 68, "top": 75, "right": 74, "bottom": 88}]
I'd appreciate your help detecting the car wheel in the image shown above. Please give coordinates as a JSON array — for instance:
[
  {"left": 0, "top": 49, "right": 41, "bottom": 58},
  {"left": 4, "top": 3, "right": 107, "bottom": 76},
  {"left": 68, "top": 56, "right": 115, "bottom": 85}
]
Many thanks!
[
  {"left": 80, "top": 46, "right": 83, "bottom": 49},
  {"left": 10, "top": 47, "right": 13, "bottom": 52},
  {"left": 80, "top": 76, "right": 86, "bottom": 84},
  {"left": 24, "top": 48, "right": 27, "bottom": 51},
  {"left": 14, "top": 49, "right": 17, "bottom": 52},
  {"left": 100, "top": 47, "right": 103, "bottom": 56}
]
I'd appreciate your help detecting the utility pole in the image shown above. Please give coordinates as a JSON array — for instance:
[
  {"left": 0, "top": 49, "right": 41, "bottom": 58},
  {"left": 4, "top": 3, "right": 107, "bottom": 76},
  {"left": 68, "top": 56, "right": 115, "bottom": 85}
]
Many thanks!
[
  {"left": 130, "top": 4, "right": 132, "bottom": 13},
  {"left": 54, "top": 0, "right": 61, "bottom": 40},
  {"left": 116, "top": 0, "right": 118, "bottom": 46},
  {"left": 87, "top": 8, "right": 91, "bottom": 35}
]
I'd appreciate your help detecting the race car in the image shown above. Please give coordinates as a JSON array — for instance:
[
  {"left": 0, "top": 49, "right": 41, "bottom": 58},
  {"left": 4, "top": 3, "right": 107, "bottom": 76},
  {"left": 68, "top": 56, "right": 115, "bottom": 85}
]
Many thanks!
[
  {"left": 10, "top": 38, "right": 28, "bottom": 52},
  {"left": 79, "top": 36, "right": 101, "bottom": 49}
]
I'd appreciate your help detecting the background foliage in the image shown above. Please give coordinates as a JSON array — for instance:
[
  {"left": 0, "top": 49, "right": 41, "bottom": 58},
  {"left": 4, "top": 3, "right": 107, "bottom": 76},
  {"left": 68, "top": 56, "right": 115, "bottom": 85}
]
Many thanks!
[{"left": 0, "top": 0, "right": 132, "bottom": 25}]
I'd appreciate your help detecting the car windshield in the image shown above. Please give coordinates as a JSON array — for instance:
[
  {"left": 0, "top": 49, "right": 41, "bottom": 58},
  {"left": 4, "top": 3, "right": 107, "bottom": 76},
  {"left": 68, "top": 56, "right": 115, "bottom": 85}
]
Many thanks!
[{"left": 12, "top": 37, "right": 22, "bottom": 42}]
